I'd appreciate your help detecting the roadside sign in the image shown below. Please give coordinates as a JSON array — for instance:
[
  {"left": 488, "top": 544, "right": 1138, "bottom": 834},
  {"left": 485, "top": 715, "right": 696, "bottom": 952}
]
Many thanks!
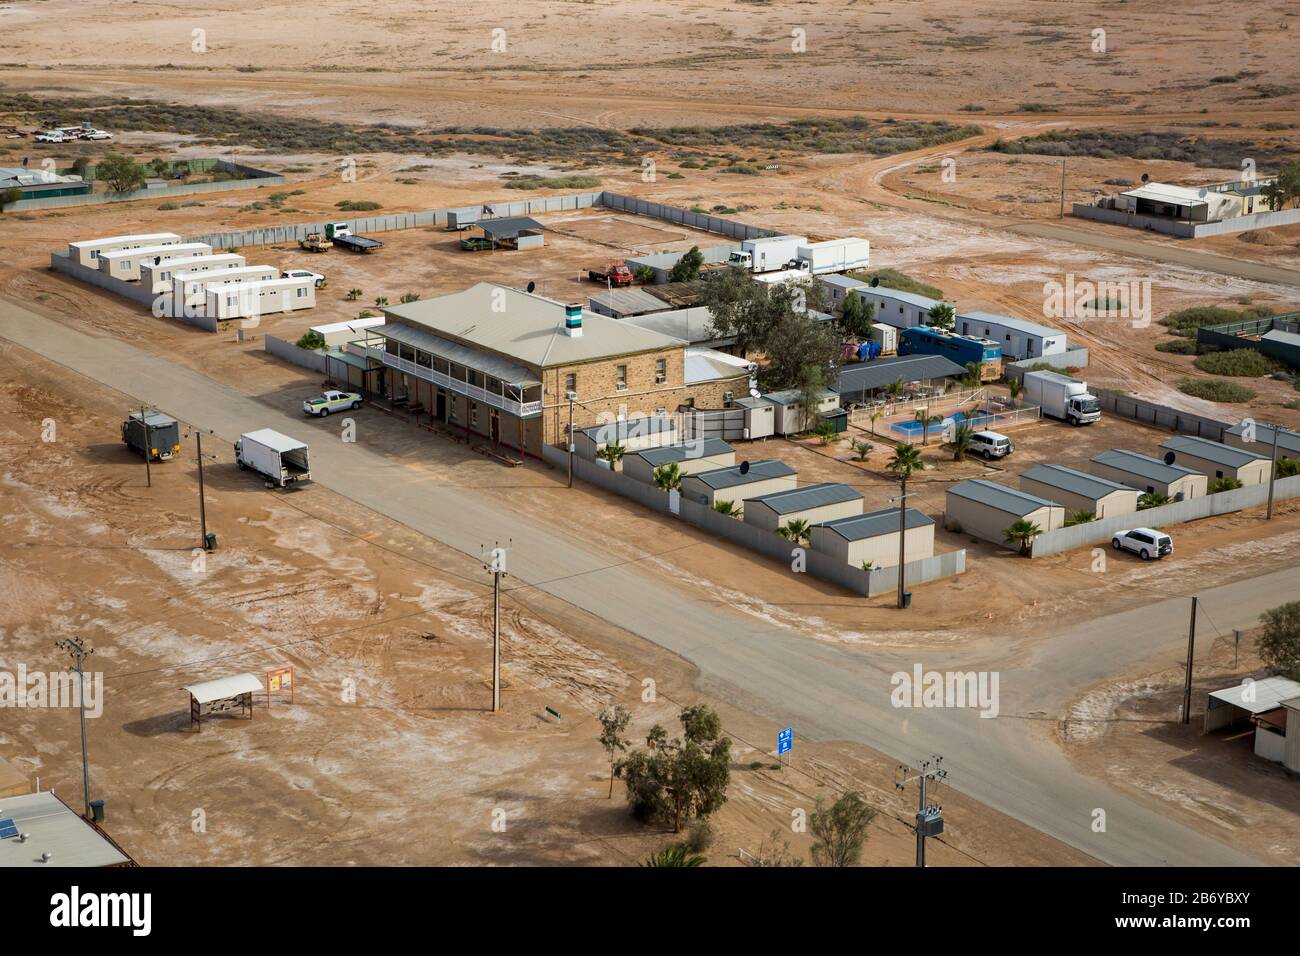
[{"left": 777, "top": 727, "right": 793, "bottom": 756}]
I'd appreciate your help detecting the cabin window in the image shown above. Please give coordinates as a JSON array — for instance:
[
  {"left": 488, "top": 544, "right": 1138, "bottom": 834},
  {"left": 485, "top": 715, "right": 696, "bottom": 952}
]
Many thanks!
[
  {"left": 616, "top": 365, "right": 628, "bottom": 390},
  {"left": 565, "top": 373, "right": 577, "bottom": 395},
  {"left": 655, "top": 358, "right": 666, "bottom": 384}
]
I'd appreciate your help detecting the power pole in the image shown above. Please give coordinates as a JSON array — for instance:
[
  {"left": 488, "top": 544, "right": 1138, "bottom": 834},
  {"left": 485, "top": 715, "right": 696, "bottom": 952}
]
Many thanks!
[
  {"left": 1182, "top": 596, "right": 1198, "bottom": 725},
  {"left": 55, "top": 637, "right": 94, "bottom": 818},
  {"left": 140, "top": 405, "right": 151, "bottom": 489},
  {"left": 483, "top": 541, "right": 511, "bottom": 712},
  {"left": 187, "top": 428, "right": 217, "bottom": 550},
  {"left": 1266, "top": 423, "right": 1280, "bottom": 520},
  {"left": 1059, "top": 158, "right": 1067, "bottom": 219},
  {"left": 896, "top": 755, "right": 947, "bottom": 867},
  {"left": 566, "top": 393, "right": 576, "bottom": 488}
]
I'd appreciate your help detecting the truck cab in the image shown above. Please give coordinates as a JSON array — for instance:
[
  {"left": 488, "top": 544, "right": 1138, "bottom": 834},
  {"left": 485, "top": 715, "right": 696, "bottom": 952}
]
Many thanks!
[{"left": 1067, "top": 392, "right": 1102, "bottom": 426}]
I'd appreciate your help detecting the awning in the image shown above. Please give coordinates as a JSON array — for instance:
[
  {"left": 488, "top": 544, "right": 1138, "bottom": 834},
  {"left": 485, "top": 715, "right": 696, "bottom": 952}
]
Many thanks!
[
  {"left": 1207, "top": 677, "right": 1300, "bottom": 715},
  {"left": 184, "top": 673, "right": 263, "bottom": 705},
  {"left": 374, "top": 323, "right": 541, "bottom": 388}
]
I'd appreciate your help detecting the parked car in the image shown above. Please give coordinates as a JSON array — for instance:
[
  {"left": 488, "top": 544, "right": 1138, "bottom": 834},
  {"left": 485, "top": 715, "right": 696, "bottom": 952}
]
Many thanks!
[
  {"left": 1111, "top": 528, "right": 1173, "bottom": 561},
  {"left": 970, "top": 430, "right": 1014, "bottom": 459},
  {"left": 303, "top": 390, "right": 362, "bottom": 416},
  {"left": 83, "top": 130, "right": 112, "bottom": 141},
  {"left": 34, "top": 130, "right": 66, "bottom": 143},
  {"left": 282, "top": 268, "right": 326, "bottom": 288}
]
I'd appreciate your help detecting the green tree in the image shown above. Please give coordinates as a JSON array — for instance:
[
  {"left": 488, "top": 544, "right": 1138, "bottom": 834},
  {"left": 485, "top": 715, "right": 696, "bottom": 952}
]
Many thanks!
[
  {"left": 669, "top": 245, "right": 705, "bottom": 282},
  {"left": 653, "top": 462, "right": 682, "bottom": 491},
  {"left": 813, "top": 420, "right": 837, "bottom": 444},
  {"left": 0, "top": 186, "right": 21, "bottom": 212},
  {"left": 962, "top": 361, "right": 982, "bottom": 389},
  {"left": 1003, "top": 518, "right": 1043, "bottom": 555},
  {"left": 616, "top": 704, "right": 731, "bottom": 833},
  {"left": 1261, "top": 161, "right": 1300, "bottom": 212},
  {"left": 1258, "top": 601, "right": 1300, "bottom": 680},
  {"left": 1007, "top": 377, "right": 1023, "bottom": 400},
  {"left": 633, "top": 265, "right": 656, "bottom": 284},
  {"left": 1138, "top": 491, "right": 1171, "bottom": 510},
  {"left": 70, "top": 156, "right": 90, "bottom": 179},
  {"left": 887, "top": 442, "right": 925, "bottom": 478},
  {"left": 809, "top": 791, "right": 877, "bottom": 867},
  {"left": 598, "top": 704, "right": 632, "bottom": 799},
  {"left": 1276, "top": 458, "right": 1300, "bottom": 479},
  {"left": 712, "top": 499, "right": 741, "bottom": 517},
  {"left": 851, "top": 439, "right": 874, "bottom": 461},
  {"left": 950, "top": 422, "right": 974, "bottom": 460},
  {"left": 928, "top": 302, "right": 956, "bottom": 331},
  {"left": 96, "top": 153, "right": 147, "bottom": 193},
  {"left": 840, "top": 291, "right": 875, "bottom": 339},
  {"left": 1208, "top": 476, "right": 1243, "bottom": 494},
  {"left": 914, "top": 409, "right": 943, "bottom": 446},
  {"left": 295, "top": 330, "right": 327, "bottom": 351},
  {"left": 642, "top": 842, "right": 706, "bottom": 867},
  {"left": 1065, "top": 510, "right": 1096, "bottom": 526},
  {"left": 149, "top": 157, "right": 170, "bottom": 178}
]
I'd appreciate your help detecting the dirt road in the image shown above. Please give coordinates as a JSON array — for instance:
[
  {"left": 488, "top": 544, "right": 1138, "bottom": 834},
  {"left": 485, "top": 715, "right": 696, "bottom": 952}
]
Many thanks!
[{"left": 0, "top": 293, "right": 1276, "bottom": 866}]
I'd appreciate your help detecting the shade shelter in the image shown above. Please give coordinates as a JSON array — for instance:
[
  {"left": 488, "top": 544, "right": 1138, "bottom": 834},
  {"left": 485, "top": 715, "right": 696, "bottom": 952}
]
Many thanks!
[{"left": 183, "top": 673, "right": 264, "bottom": 732}]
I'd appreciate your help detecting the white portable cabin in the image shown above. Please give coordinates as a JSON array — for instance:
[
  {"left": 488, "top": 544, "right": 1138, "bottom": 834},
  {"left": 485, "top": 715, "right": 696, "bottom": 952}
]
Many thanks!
[
  {"left": 68, "top": 232, "right": 182, "bottom": 268},
  {"left": 141, "top": 253, "right": 245, "bottom": 294},
  {"left": 857, "top": 287, "right": 945, "bottom": 331},
  {"left": 206, "top": 277, "right": 316, "bottom": 320},
  {"left": 96, "top": 242, "right": 212, "bottom": 282},
  {"left": 956, "top": 311, "right": 1066, "bottom": 360},
  {"left": 309, "top": 317, "right": 387, "bottom": 349},
  {"left": 174, "top": 265, "right": 278, "bottom": 311}
]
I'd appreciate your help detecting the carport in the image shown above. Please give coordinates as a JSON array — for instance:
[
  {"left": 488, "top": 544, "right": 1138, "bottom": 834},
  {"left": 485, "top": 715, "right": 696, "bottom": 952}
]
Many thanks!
[
  {"left": 477, "top": 216, "right": 545, "bottom": 250},
  {"left": 1203, "top": 676, "right": 1300, "bottom": 734}
]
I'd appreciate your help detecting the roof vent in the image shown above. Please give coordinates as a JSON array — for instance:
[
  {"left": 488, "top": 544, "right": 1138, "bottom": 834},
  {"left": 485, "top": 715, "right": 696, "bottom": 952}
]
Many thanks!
[{"left": 564, "top": 304, "right": 583, "bottom": 337}]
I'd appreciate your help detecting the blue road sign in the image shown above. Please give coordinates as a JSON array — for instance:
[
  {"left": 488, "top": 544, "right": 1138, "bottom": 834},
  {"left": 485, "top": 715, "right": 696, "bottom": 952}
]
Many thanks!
[{"left": 777, "top": 727, "right": 793, "bottom": 755}]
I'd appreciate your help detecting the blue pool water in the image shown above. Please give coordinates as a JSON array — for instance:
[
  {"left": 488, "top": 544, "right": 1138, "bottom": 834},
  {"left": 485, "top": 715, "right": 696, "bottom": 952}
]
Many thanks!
[{"left": 890, "top": 410, "right": 994, "bottom": 436}]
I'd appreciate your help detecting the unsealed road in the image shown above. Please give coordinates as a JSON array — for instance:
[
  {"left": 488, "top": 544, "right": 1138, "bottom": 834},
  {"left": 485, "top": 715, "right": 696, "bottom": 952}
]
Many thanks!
[{"left": 1, "top": 297, "right": 1284, "bottom": 866}]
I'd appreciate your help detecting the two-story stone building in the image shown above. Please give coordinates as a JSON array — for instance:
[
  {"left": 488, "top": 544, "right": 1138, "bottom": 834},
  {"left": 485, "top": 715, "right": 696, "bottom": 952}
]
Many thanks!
[{"left": 362, "top": 282, "right": 749, "bottom": 457}]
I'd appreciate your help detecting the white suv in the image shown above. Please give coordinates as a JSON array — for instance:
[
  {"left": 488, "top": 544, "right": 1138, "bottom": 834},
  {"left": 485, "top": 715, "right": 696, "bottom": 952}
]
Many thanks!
[
  {"left": 1111, "top": 527, "right": 1173, "bottom": 560},
  {"left": 282, "top": 269, "right": 326, "bottom": 288},
  {"left": 970, "top": 430, "right": 1014, "bottom": 459}
]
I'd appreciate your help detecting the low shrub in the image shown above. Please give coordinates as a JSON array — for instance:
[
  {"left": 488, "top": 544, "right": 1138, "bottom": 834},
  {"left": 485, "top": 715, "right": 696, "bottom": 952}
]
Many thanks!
[
  {"left": 1154, "top": 338, "right": 1197, "bottom": 354},
  {"left": 1177, "top": 378, "right": 1256, "bottom": 403},
  {"left": 1193, "top": 349, "right": 1276, "bottom": 377}
]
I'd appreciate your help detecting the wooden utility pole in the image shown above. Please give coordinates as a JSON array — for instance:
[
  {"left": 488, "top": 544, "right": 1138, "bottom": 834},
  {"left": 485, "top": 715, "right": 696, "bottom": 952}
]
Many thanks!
[
  {"left": 1059, "top": 158, "right": 1067, "bottom": 219},
  {"left": 1266, "top": 424, "right": 1280, "bottom": 520},
  {"left": 483, "top": 543, "right": 510, "bottom": 712},
  {"left": 896, "top": 477, "right": 908, "bottom": 609},
  {"left": 1182, "top": 596, "right": 1198, "bottom": 725},
  {"left": 896, "top": 756, "right": 946, "bottom": 868},
  {"left": 55, "top": 637, "right": 94, "bottom": 817},
  {"left": 196, "top": 430, "right": 210, "bottom": 549}
]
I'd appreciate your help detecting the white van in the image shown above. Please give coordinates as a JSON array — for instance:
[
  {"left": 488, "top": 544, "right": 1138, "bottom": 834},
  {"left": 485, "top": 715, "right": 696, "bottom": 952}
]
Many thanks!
[{"left": 970, "top": 430, "right": 1014, "bottom": 459}]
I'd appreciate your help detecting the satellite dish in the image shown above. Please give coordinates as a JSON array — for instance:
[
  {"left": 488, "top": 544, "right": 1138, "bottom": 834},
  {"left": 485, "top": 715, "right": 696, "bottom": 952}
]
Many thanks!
[
  {"left": 154, "top": 256, "right": 162, "bottom": 265},
  {"left": 870, "top": 277, "right": 880, "bottom": 287},
  {"left": 739, "top": 460, "right": 750, "bottom": 475},
  {"left": 1140, "top": 173, "right": 1150, "bottom": 183},
  {"left": 526, "top": 281, "right": 536, "bottom": 294},
  {"left": 749, "top": 388, "right": 761, "bottom": 398},
  {"left": 1163, "top": 451, "right": 1176, "bottom": 465}
]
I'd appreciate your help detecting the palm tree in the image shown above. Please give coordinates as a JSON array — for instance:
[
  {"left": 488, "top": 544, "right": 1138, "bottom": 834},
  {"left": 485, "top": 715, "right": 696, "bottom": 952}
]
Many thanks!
[
  {"left": 713, "top": 499, "right": 741, "bottom": 517},
  {"left": 962, "top": 361, "right": 981, "bottom": 389},
  {"left": 1007, "top": 377, "right": 1023, "bottom": 400},
  {"left": 950, "top": 422, "right": 974, "bottom": 461},
  {"left": 1003, "top": 518, "right": 1043, "bottom": 555},
  {"left": 886, "top": 443, "right": 926, "bottom": 608},
  {"left": 914, "top": 409, "right": 943, "bottom": 446},
  {"left": 868, "top": 408, "right": 883, "bottom": 436},
  {"left": 641, "top": 843, "right": 706, "bottom": 867},
  {"left": 777, "top": 518, "right": 811, "bottom": 545},
  {"left": 887, "top": 377, "right": 904, "bottom": 400},
  {"left": 1138, "top": 491, "right": 1170, "bottom": 510},
  {"left": 1064, "top": 510, "right": 1097, "bottom": 526},
  {"left": 653, "top": 462, "right": 682, "bottom": 492},
  {"left": 852, "top": 439, "right": 874, "bottom": 461},
  {"left": 597, "top": 442, "right": 625, "bottom": 467}
]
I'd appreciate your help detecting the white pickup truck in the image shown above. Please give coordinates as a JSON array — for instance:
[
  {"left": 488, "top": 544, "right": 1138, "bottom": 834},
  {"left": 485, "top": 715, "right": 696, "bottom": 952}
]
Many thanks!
[{"left": 302, "top": 390, "right": 361, "bottom": 417}]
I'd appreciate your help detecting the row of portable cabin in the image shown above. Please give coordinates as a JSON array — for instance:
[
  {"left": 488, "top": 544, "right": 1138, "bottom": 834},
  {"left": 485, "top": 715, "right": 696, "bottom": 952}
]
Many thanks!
[
  {"left": 611, "top": 436, "right": 935, "bottom": 568},
  {"left": 65, "top": 232, "right": 316, "bottom": 319},
  {"left": 817, "top": 275, "right": 1068, "bottom": 361},
  {"left": 945, "top": 435, "right": 1277, "bottom": 546}
]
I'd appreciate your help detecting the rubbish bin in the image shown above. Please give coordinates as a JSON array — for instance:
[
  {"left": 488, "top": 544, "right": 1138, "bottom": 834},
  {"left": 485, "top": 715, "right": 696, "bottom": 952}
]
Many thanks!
[
  {"left": 901, "top": 591, "right": 913, "bottom": 609},
  {"left": 89, "top": 799, "right": 105, "bottom": 822},
  {"left": 205, "top": 532, "right": 217, "bottom": 551}
]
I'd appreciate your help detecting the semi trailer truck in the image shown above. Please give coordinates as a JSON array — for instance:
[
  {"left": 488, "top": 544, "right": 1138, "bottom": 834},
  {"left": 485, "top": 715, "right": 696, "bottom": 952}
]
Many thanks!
[{"left": 1022, "top": 370, "right": 1102, "bottom": 426}]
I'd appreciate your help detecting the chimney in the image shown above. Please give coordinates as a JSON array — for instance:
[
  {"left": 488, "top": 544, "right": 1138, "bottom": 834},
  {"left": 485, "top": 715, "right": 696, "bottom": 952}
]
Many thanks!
[{"left": 564, "top": 303, "right": 583, "bottom": 337}]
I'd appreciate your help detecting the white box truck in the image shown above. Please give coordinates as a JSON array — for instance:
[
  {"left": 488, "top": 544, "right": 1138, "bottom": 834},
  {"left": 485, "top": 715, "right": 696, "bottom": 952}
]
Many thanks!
[
  {"left": 792, "top": 237, "right": 870, "bottom": 275},
  {"left": 1022, "top": 370, "right": 1101, "bottom": 426},
  {"left": 235, "top": 429, "right": 311, "bottom": 487},
  {"left": 728, "top": 235, "right": 807, "bottom": 273}
]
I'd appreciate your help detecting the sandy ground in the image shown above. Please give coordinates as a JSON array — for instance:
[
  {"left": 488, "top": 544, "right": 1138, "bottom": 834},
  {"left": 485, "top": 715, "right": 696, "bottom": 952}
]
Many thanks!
[
  {"left": 0, "top": 346, "right": 1094, "bottom": 866},
  {"left": 1061, "top": 631, "right": 1300, "bottom": 865}
]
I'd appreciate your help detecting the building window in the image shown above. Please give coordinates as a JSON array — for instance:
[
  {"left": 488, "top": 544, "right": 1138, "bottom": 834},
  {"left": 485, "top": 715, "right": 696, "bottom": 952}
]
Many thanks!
[
  {"left": 616, "top": 365, "right": 628, "bottom": 390},
  {"left": 296, "top": 287, "right": 307, "bottom": 299},
  {"left": 471, "top": 404, "right": 478, "bottom": 428},
  {"left": 119, "top": 260, "right": 131, "bottom": 271},
  {"left": 565, "top": 373, "right": 577, "bottom": 395},
  {"left": 723, "top": 391, "right": 734, "bottom": 406},
  {"left": 655, "top": 358, "right": 666, "bottom": 384}
]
